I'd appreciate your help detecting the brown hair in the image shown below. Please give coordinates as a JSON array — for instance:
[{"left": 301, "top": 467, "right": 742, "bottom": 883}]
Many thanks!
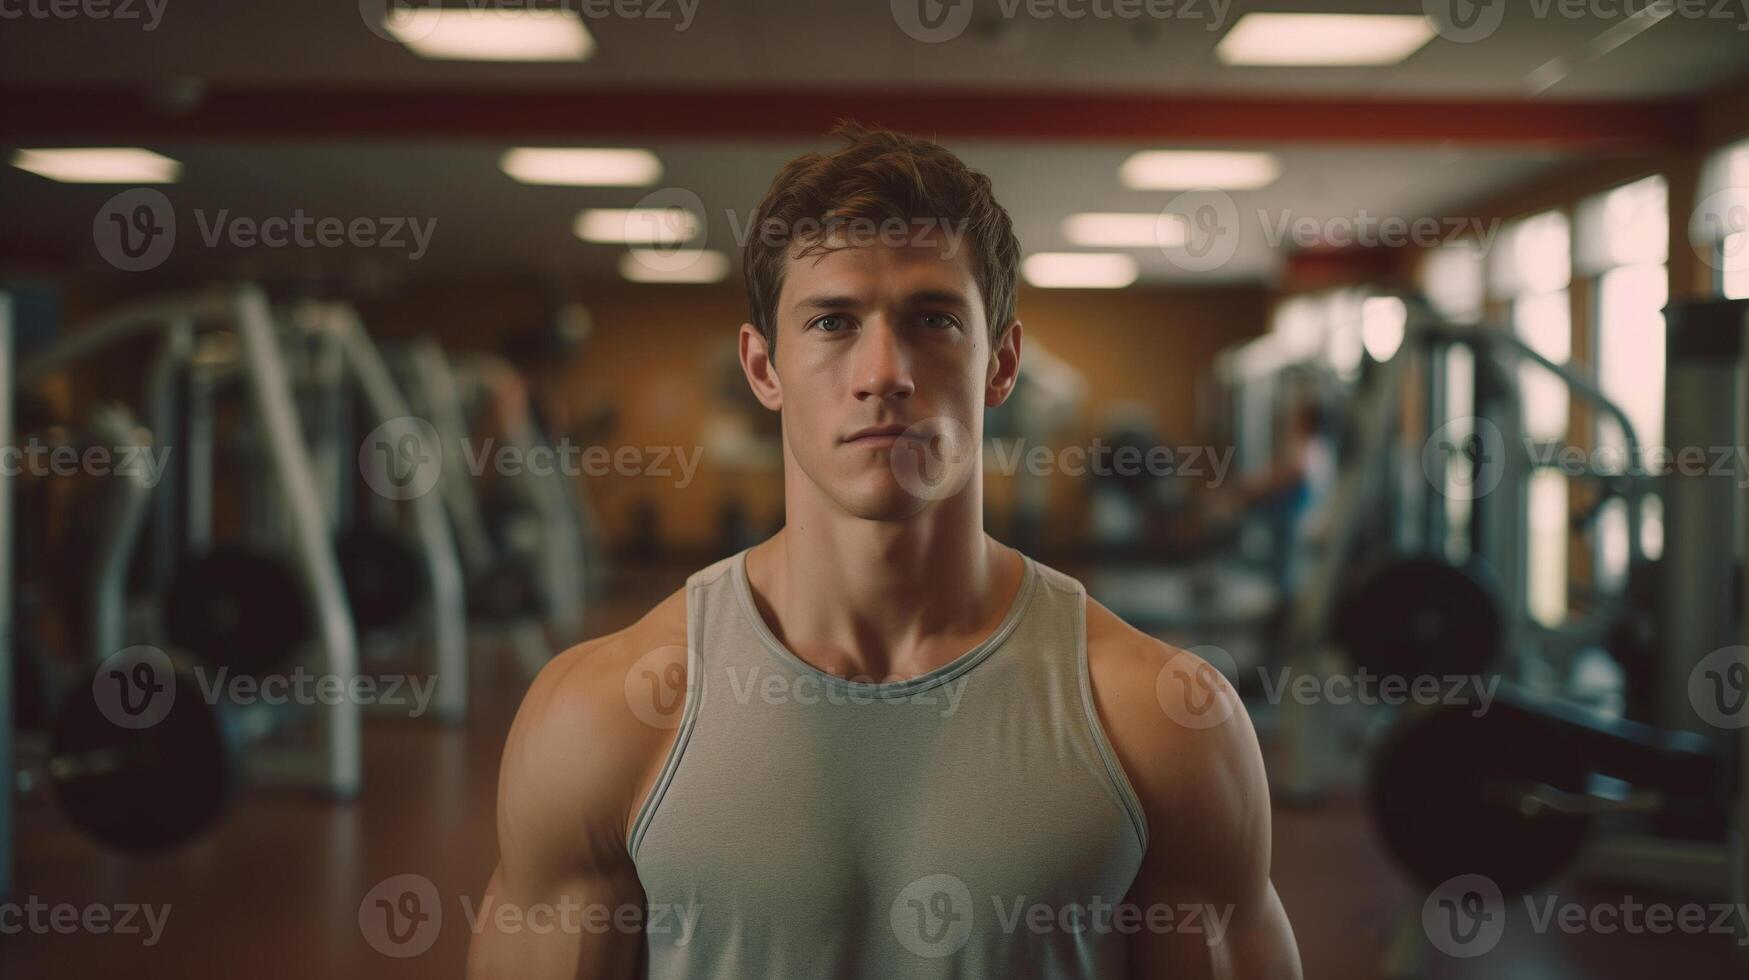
[{"left": 742, "top": 121, "right": 1020, "bottom": 355}]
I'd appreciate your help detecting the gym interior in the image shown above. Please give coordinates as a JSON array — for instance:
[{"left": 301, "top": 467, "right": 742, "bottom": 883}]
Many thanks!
[{"left": 3, "top": 2, "right": 1749, "bottom": 978}]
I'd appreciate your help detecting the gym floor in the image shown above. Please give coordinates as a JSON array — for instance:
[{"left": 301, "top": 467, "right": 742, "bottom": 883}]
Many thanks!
[{"left": 2, "top": 574, "right": 1741, "bottom": 980}]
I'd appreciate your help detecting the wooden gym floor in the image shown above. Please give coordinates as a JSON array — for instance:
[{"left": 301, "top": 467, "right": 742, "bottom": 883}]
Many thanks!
[{"left": 1, "top": 566, "right": 1741, "bottom": 980}]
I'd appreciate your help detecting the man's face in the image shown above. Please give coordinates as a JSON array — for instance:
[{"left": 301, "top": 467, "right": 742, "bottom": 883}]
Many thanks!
[{"left": 742, "top": 230, "right": 1019, "bottom": 521}]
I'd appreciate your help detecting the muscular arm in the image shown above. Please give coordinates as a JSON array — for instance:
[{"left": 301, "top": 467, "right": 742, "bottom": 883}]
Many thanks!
[
  {"left": 468, "top": 592, "right": 688, "bottom": 980},
  {"left": 1087, "top": 600, "right": 1302, "bottom": 980}
]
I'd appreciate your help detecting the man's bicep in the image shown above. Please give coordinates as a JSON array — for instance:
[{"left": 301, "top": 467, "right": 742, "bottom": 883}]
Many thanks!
[
  {"left": 467, "top": 642, "right": 661, "bottom": 980},
  {"left": 467, "top": 861, "right": 647, "bottom": 980}
]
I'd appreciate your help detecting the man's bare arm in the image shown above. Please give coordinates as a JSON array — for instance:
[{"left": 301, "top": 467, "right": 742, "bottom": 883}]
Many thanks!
[
  {"left": 468, "top": 592, "right": 688, "bottom": 980},
  {"left": 1088, "top": 600, "right": 1303, "bottom": 980}
]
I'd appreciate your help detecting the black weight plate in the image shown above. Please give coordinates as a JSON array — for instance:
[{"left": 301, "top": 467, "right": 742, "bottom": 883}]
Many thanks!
[
  {"left": 165, "top": 546, "right": 310, "bottom": 676},
  {"left": 335, "top": 526, "right": 425, "bottom": 632},
  {"left": 49, "top": 652, "right": 242, "bottom": 850},
  {"left": 1334, "top": 555, "right": 1503, "bottom": 681},
  {"left": 1370, "top": 702, "right": 1591, "bottom": 897}
]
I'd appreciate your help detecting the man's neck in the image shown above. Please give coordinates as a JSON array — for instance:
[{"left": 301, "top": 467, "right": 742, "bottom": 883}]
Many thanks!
[{"left": 744, "top": 491, "right": 1023, "bottom": 683}]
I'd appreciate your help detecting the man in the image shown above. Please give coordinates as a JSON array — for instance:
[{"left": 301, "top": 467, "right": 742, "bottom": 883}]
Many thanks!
[{"left": 469, "top": 123, "right": 1302, "bottom": 979}]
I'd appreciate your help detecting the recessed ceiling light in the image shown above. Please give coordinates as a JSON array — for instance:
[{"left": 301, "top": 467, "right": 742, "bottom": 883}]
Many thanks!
[
  {"left": 1216, "top": 14, "right": 1436, "bottom": 67},
  {"left": 1022, "top": 253, "right": 1138, "bottom": 289},
  {"left": 12, "top": 148, "right": 181, "bottom": 183},
  {"left": 1120, "top": 151, "right": 1280, "bottom": 191},
  {"left": 620, "top": 249, "right": 730, "bottom": 284},
  {"left": 575, "top": 208, "right": 702, "bottom": 246},
  {"left": 387, "top": 10, "right": 595, "bottom": 62},
  {"left": 1063, "top": 213, "right": 1188, "bottom": 248},
  {"left": 501, "top": 148, "right": 662, "bottom": 186}
]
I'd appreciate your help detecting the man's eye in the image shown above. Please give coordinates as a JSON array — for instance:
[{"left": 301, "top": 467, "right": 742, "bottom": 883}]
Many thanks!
[
  {"left": 812, "top": 315, "right": 850, "bottom": 332},
  {"left": 918, "top": 313, "right": 956, "bottom": 330}
]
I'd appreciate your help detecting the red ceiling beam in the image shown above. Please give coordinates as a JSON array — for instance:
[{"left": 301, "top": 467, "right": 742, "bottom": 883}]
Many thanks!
[{"left": 0, "top": 86, "right": 1700, "bottom": 150}]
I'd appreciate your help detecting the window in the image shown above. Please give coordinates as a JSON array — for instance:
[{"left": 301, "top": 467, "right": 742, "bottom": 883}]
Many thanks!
[
  {"left": 1580, "top": 176, "right": 1669, "bottom": 586},
  {"left": 1421, "top": 239, "right": 1486, "bottom": 323},
  {"left": 1697, "top": 140, "right": 1749, "bottom": 299},
  {"left": 1495, "top": 209, "right": 1572, "bottom": 627}
]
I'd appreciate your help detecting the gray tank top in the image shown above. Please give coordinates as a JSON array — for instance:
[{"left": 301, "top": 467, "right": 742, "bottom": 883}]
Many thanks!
[{"left": 630, "top": 550, "right": 1148, "bottom": 978}]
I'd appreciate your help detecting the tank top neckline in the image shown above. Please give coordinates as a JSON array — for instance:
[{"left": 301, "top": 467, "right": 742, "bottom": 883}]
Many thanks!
[{"left": 727, "top": 548, "right": 1039, "bottom": 700}]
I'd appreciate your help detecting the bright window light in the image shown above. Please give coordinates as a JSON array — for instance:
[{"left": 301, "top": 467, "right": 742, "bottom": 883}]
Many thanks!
[
  {"left": 12, "top": 148, "right": 180, "bottom": 183},
  {"left": 1577, "top": 175, "right": 1667, "bottom": 273},
  {"left": 1492, "top": 210, "right": 1571, "bottom": 298},
  {"left": 1119, "top": 151, "right": 1280, "bottom": 191},
  {"left": 1361, "top": 296, "right": 1407, "bottom": 362},
  {"left": 1022, "top": 253, "right": 1138, "bottom": 289},
  {"left": 387, "top": 10, "right": 595, "bottom": 62},
  {"left": 1725, "top": 232, "right": 1749, "bottom": 299},
  {"left": 575, "top": 208, "right": 701, "bottom": 246},
  {"left": 1420, "top": 241, "right": 1485, "bottom": 322},
  {"left": 1062, "top": 213, "right": 1186, "bottom": 248},
  {"left": 1216, "top": 14, "right": 1437, "bottom": 67},
  {"left": 620, "top": 249, "right": 730, "bottom": 284},
  {"left": 501, "top": 148, "right": 661, "bottom": 186}
]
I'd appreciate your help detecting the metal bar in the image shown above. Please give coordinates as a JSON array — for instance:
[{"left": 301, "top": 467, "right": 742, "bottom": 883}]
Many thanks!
[
  {"left": 230, "top": 286, "right": 360, "bottom": 799},
  {"left": 326, "top": 303, "right": 468, "bottom": 725}
]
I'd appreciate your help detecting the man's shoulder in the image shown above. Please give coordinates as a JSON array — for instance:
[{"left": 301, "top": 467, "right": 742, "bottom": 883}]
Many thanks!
[
  {"left": 1082, "top": 594, "right": 1262, "bottom": 833},
  {"left": 499, "top": 585, "right": 692, "bottom": 823}
]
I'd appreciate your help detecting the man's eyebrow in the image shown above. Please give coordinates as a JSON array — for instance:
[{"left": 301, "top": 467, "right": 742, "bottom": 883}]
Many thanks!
[
  {"left": 792, "top": 295, "right": 862, "bottom": 314},
  {"left": 904, "top": 290, "right": 972, "bottom": 310}
]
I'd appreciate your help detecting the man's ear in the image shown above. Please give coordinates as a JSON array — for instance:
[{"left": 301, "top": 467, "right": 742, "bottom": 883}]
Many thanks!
[
  {"left": 740, "top": 322, "right": 783, "bottom": 411},
  {"left": 985, "top": 319, "right": 1022, "bottom": 409}
]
